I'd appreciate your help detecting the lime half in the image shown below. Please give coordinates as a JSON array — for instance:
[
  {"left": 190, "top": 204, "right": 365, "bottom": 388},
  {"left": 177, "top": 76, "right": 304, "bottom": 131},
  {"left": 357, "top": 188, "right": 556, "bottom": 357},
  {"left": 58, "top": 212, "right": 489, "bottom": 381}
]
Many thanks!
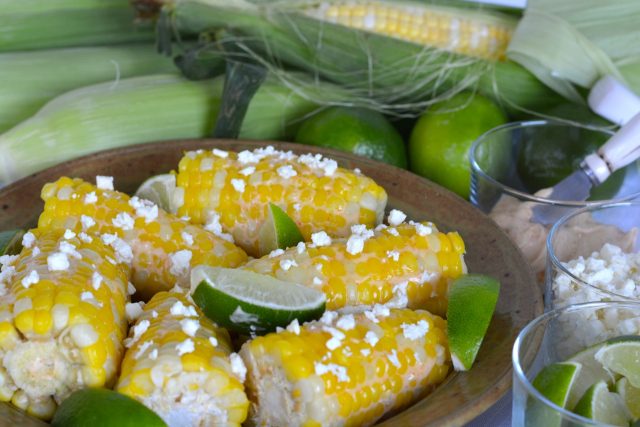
[
  {"left": 258, "top": 203, "right": 304, "bottom": 257},
  {"left": 595, "top": 336, "right": 640, "bottom": 388},
  {"left": 135, "top": 174, "right": 178, "bottom": 214},
  {"left": 51, "top": 388, "right": 166, "bottom": 427},
  {"left": 526, "top": 362, "right": 581, "bottom": 427},
  {"left": 446, "top": 274, "right": 500, "bottom": 371},
  {"left": 573, "top": 381, "right": 631, "bottom": 426},
  {"left": 0, "top": 229, "right": 25, "bottom": 256},
  {"left": 190, "top": 266, "right": 325, "bottom": 335},
  {"left": 617, "top": 377, "right": 640, "bottom": 420}
]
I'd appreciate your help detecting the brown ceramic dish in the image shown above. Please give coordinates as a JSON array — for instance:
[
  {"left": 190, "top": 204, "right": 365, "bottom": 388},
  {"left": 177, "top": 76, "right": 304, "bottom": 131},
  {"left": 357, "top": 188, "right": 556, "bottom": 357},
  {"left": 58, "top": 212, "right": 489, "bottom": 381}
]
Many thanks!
[{"left": 0, "top": 139, "right": 541, "bottom": 427}]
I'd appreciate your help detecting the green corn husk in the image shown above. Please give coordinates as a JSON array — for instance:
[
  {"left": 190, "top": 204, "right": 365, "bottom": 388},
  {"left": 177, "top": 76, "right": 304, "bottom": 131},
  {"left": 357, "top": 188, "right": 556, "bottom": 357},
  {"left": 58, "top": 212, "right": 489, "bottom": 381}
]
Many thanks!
[
  {"left": 0, "top": 73, "right": 335, "bottom": 185},
  {"left": 0, "top": 44, "right": 178, "bottom": 133},
  {"left": 0, "top": 0, "right": 154, "bottom": 52},
  {"left": 148, "top": 0, "right": 563, "bottom": 116}
]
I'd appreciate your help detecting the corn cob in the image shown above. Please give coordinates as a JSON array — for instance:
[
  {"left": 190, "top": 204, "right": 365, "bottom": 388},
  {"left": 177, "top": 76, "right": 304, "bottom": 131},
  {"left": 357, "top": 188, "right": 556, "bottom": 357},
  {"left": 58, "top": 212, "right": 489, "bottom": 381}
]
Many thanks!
[
  {"left": 117, "top": 291, "right": 249, "bottom": 426},
  {"left": 243, "top": 221, "right": 466, "bottom": 315},
  {"left": 38, "top": 177, "right": 248, "bottom": 301},
  {"left": 240, "top": 307, "right": 451, "bottom": 427},
  {"left": 0, "top": 227, "right": 130, "bottom": 420},
  {"left": 175, "top": 146, "right": 388, "bottom": 257}
]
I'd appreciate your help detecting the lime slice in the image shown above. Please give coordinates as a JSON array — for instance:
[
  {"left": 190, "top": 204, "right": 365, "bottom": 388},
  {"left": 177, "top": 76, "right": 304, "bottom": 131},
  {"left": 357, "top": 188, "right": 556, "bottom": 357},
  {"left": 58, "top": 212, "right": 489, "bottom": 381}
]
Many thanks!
[
  {"left": 134, "top": 174, "right": 178, "bottom": 214},
  {"left": 573, "top": 381, "right": 631, "bottom": 426},
  {"left": 446, "top": 274, "right": 500, "bottom": 371},
  {"left": 190, "top": 266, "right": 326, "bottom": 335},
  {"left": 594, "top": 335, "right": 640, "bottom": 388},
  {"left": 566, "top": 341, "right": 616, "bottom": 409},
  {"left": 0, "top": 229, "right": 25, "bottom": 256},
  {"left": 616, "top": 377, "right": 640, "bottom": 420},
  {"left": 257, "top": 203, "right": 304, "bottom": 257},
  {"left": 51, "top": 388, "right": 166, "bottom": 427},
  {"left": 526, "top": 362, "right": 581, "bottom": 427}
]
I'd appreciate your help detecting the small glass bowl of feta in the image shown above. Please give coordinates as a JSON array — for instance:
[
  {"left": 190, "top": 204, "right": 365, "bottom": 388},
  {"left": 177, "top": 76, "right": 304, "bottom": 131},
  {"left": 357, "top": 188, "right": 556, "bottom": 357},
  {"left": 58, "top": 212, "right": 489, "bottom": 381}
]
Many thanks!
[{"left": 470, "top": 120, "right": 640, "bottom": 283}]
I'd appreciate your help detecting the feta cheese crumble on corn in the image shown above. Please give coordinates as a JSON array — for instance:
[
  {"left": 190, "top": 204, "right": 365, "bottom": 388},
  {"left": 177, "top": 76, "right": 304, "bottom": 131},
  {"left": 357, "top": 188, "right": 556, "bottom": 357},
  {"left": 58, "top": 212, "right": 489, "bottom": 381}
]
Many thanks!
[
  {"left": 38, "top": 177, "right": 248, "bottom": 300},
  {"left": 242, "top": 222, "right": 466, "bottom": 315},
  {"left": 116, "top": 292, "right": 249, "bottom": 426},
  {"left": 174, "top": 147, "right": 387, "bottom": 256},
  {"left": 0, "top": 228, "right": 130, "bottom": 420},
  {"left": 240, "top": 308, "right": 451, "bottom": 426}
]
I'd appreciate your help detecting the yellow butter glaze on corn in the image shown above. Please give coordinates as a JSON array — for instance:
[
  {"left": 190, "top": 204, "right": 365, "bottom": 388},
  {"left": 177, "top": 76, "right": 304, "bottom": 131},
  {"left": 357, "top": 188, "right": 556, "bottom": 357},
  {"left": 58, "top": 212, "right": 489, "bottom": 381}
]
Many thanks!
[
  {"left": 175, "top": 146, "right": 387, "bottom": 256},
  {"left": 38, "top": 177, "right": 248, "bottom": 301},
  {"left": 240, "top": 307, "right": 450, "bottom": 427},
  {"left": 243, "top": 221, "right": 466, "bottom": 315},
  {"left": 0, "top": 228, "right": 130, "bottom": 420},
  {"left": 117, "top": 291, "right": 249, "bottom": 426}
]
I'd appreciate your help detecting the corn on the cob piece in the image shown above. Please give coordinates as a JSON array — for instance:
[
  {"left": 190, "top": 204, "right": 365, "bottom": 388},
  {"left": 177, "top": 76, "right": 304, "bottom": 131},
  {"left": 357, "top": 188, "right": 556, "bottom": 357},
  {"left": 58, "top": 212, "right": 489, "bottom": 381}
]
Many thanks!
[
  {"left": 243, "top": 221, "right": 466, "bottom": 315},
  {"left": 117, "top": 291, "right": 249, "bottom": 426},
  {"left": 38, "top": 177, "right": 248, "bottom": 300},
  {"left": 0, "top": 228, "right": 130, "bottom": 420},
  {"left": 240, "top": 307, "right": 450, "bottom": 427},
  {"left": 175, "top": 146, "right": 388, "bottom": 257}
]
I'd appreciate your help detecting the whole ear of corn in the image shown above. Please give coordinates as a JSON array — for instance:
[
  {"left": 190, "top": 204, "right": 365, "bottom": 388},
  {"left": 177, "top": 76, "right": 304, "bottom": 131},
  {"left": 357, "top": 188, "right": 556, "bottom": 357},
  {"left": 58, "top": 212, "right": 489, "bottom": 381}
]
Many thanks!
[
  {"left": 243, "top": 221, "right": 466, "bottom": 315},
  {"left": 116, "top": 291, "right": 249, "bottom": 426},
  {"left": 0, "top": 44, "right": 177, "bottom": 133},
  {"left": 38, "top": 177, "right": 248, "bottom": 301},
  {"left": 0, "top": 0, "right": 154, "bottom": 52},
  {"left": 0, "top": 228, "right": 130, "bottom": 420},
  {"left": 175, "top": 147, "right": 388, "bottom": 257},
  {"left": 240, "top": 308, "right": 451, "bottom": 426}
]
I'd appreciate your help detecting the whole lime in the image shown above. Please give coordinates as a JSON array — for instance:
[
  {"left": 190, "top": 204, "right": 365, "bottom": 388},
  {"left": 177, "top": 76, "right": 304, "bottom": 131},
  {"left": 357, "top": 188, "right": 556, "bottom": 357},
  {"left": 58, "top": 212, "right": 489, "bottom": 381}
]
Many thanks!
[
  {"left": 294, "top": 107, "right": 407, "bottom": 168},
  {"left": 408, "top": 93, "right": 507, "bottom": 199}
]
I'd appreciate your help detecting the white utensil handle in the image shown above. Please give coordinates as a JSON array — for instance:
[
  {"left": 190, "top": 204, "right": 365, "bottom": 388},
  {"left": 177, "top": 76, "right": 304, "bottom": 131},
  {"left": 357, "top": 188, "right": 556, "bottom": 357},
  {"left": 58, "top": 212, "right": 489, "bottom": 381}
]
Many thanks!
[
  {"left": 599, "top": 111, "right": 640, "bottom": 173},
  {"left": 588, "top": 76, "right": 640, "bottom": 125}
]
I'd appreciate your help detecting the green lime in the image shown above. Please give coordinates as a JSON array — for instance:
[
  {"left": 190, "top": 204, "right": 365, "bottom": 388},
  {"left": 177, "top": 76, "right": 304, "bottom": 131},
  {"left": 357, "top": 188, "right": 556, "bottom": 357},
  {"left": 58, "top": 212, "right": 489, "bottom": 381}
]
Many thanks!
[
  {"left": 446, "top": 274, "right": 500, "bottom": 371},
  {"left": 0, "top": 229, "right": 25, "bottom": 256},
  {"left": 190, "top": 266, "right": 326, "bottom": 335},
  {"left": 134, "top": 174, "right": 178, "bottom": 214},
  {"left": 51, "top": 388, "right": 166, "bottom": 427},
  {"left": 566, "top": 341, "right": 616, "bottom": 409},
  {"left": 594, "top": 335, "right": 640, "bottom": 388},
  {"left": 294, "top": 107, "right": 407, "bottom": 168},
  {"left": 573, "top": 381, "right": 631, "bottom": 426},
  {"left": 408, "top": 92, "right": 507, "bottom": 199},
  {"left": 258, "top": 203, "right": 304, "bottom": 257},
  {"left": 616, "top": 377, "right": 640, "bottom": 420},
  {"left": 526, "top": 362, "right": 581, "bottom": 427}
]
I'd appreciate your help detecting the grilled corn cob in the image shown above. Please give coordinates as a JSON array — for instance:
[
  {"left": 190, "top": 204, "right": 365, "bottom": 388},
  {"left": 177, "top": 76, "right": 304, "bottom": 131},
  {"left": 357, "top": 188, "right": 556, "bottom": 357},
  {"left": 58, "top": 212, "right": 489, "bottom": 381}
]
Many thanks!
[
  {"left": 243, "top": 221, "right": 466, "bottom": 315},
  {"left": 117, "top": 291, "right": 249, "bottom": 426},
  {"left": 240, "top": 307, "right": 451, "bottom": 427},
  {"left": 0, "top": 228, "right": 130, "bottom": 420},
  {"left": 38, "top": 177, "right": 248, "bottom": 300},
  {"left": 175, "top": 146, "right": 388, "bottom": 257}
]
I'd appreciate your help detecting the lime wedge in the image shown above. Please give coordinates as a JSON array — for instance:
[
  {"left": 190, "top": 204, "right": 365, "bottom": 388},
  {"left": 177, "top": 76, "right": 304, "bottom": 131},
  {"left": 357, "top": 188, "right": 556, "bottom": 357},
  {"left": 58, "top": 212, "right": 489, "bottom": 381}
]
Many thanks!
[
  {"left": 190, "top": 266, "right": 325, "bottom": 335},
  {"left": 134, "top": 174, "right": 178, "bottom": 214},
  {"left": 526, "top": 362, "right": 581, "bottom": 427},
  {"left": 574, "top": 381, "right": 631, "bottom": 426},
  {"left": 446, "top": 274, "right": 500, "bottom": 371},
  {"left": 0, "top": 229, "right": 25, "bottom": 256},
  {"left": 616, "top": 377, "right": 640, "bottom": 420},
  {"left": 594, "top": 335, "right": 640, "bottom": 388},
  {"left": 51, "top": 388, "right": 166, "bottom": 427},
  {"left": 566, "top": 341, "right": 616, "bottom": 409},
  {"left": 258, "top": 203, "right": 304, "bottom": 257}
]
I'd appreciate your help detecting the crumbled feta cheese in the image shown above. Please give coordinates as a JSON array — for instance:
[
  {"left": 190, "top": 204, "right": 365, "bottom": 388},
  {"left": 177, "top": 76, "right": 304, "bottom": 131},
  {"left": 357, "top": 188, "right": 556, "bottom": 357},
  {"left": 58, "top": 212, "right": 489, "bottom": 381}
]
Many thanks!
[
  {"left": 323, "top": 326, "right": 345, "bottom": 350},
  {"left": 209, "top": 336, "right": 218, "bottom": 347},
  {"left": 22, "top": 232, "right": 36, "bottom": 248},
  {"left": 95, "top": 176, "right": 114, "bottom": 191},
  {"left": 0, "top": 255, "right": 18, "bottom": 268},
  {"left": 268, "top": 249, "right": 285, "bottom": 258},
  {"left": 21, "top": 270, "right": 39, "bottom": 288},
  {"left": 59, "top": 241, "right": 81, "bottom": 259},
  {"left": 372, "top": 304, "right": 390, "bottom": 318},
  {"left": 364, "top": 331, "right": 379, "bottom": 347},
  {"left": 80, "top": 215, "right": 96, "bottom": 230},
  {"left": 346, "top": 235, "right": 365, "bottom": 255},
  {"left": 353, "top": 168, "right": 361, "bottom": 174},
  {"left": 47, "top": 252, "right": 69, "bottom": 271},
  {"left": 230, "top": 353, "right": 247, "bottom": 382},
  {"left": 212, "top": 148, "right": 229, "bottom": 158},
  {"left": 204, "top": 213, "right": 234, "bottom": 243},
  {"left": 31, "top": 247, "right": 40, "bottom": 257},
  {"left": 279, "top": 259, "right": 298, "bottom": 271},
  {"left": 387, "top": 250, "right": 400, "bottom": 261},
  {"left": 387, "top": 209, "right": 407, "bottom": 226},
  {"left": 239, "top": 166, "right": 255, "bottom": 176},
  {"left": 176, "top": 338, "right": 195, "bottom": 356},
  {"left": 84, "top": 192, "right": 98, "bottom": 204},
  {"left": 336, "top": 314, "right": 355, "bottom": 331},
  {"left": 296, "top": 242, "right": 307, "bottom": 254},
  {"left": 311, "top": 231, "right": 332, "bottom": 247},
  {"left": 314, "top": 362, "right": 349, "bottom": 382},
  {"left": 126, "top": 319, "right": 150, "bottom": 348},
  {"left": 80, "top": 291, "right": 94, "bottom": 301},
  {"left": 293, "top": 203, "right": 302, "bottom": 212},
  {"left": 112, "top": 212, "right": 134, "bottom": 231},
  {"left": 169, "top": 250, "right": 192, "bottom": 277},
  {"left": 402, "top": 320, "right": 430, "bottom": 341},
  {"left": 180, "top": 318, "right": 200, "bottom": 337},
  {"left": 387, "top": 228, "right": 399, "bottom": 236},
  {"left": 313, "top": 276, "right": 323, "bottom": 286},
  {"left": 170, "top": 301, "right": 198, "bottom": 317},
  {"left": 134, "top": 340, "right": 154, "bottom": 359},
  {"left": 125, "top": 302, "right": 145, "bottom": 323},
  {"left": 149, "top": 349, "right": 158, "bottom": 360},
  {"left": 231, "top": 179, "right": 245, "bottom": 193},
  {"left": 101, "top": 234, "right": 133, "bottom": 264},
  {"left": 286, "top": 319, "right": 301, "bottom": 335},
  {"left": 364, "top": 311, "right": 379, "bottom": 324},
  {"left": 229, "top": 306, "right": 259, "bottom": 324},
  {"left": 181, "top": 231, "right": 194, "bottom": 246},
  {"left": 277, "top": 165, "right": 297, "bottom": 179},
  {"left": 129, "top": 197, "right": 158, "bottom": 223},
  {"left": 361, "top": 348, "right": 371, "bottom": 356},
  {"left": 319, "top": 311, "right": 338, "bottom": 325},
  {"left": 413, "top": 222, "right": 433, "bottom": 236},
  {"left": 63, "top": 229, "right": 76, "bottom": 240},
  {"left": 388, "top": 349, "right": 401, "bottom": 368}
]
